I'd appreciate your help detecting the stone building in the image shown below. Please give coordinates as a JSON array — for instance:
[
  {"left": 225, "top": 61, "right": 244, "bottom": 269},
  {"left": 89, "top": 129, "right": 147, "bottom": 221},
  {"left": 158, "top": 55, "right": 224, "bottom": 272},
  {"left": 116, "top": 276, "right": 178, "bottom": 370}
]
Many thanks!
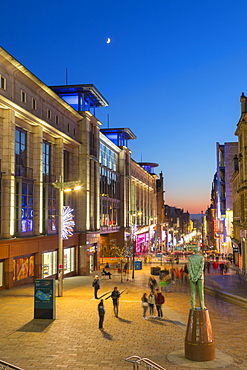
[
  {"left": 0, "top": 47, "right": 164, "bottom": 290},
  {"left": 232, "top": 92, "right": 247, "bottom": 271}
]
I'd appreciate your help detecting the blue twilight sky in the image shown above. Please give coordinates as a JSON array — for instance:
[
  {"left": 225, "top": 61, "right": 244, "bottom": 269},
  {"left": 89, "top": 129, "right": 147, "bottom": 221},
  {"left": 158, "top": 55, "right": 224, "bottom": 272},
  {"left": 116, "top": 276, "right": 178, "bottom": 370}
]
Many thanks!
[{"left": 2, "top": 0, "right": 246, "bottom": 213}]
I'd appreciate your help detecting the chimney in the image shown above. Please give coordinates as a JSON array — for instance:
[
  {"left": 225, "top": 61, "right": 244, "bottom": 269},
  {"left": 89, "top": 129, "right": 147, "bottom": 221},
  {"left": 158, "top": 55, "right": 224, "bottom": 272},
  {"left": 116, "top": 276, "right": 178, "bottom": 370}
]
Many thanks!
[{"left": 240, "top": 92, "right": 247, "bottom": 113}]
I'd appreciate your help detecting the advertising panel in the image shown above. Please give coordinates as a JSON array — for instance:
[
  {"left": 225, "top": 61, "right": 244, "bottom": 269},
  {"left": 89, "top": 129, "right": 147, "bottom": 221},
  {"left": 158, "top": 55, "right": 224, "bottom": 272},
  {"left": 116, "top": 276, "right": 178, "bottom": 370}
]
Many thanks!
[{"left": 34, "top": 279, "right": 56, "bottom": 319}]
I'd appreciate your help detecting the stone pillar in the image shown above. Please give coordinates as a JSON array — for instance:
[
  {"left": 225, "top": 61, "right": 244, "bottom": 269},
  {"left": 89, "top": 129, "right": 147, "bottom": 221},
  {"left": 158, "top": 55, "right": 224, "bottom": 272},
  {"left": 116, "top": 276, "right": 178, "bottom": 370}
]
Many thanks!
[
  {"left": 1, "top": 109, "right": 16, "bottom": 238},
  {"left": 185, "top": 309, "right": 215, "bottom": 361}
]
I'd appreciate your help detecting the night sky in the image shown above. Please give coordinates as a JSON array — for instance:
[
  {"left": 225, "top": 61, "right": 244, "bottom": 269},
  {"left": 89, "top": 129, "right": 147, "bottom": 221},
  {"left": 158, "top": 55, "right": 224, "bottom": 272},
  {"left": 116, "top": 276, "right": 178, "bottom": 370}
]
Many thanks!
[{"left": 2, "top": 0, "right": 245, "bottom": 213}]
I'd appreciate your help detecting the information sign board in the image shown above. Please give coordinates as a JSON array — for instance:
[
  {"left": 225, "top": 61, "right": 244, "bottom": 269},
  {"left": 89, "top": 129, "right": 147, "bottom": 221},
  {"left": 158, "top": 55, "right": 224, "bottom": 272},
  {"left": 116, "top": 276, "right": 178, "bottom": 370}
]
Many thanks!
[{"left": 34, "top": 279, "right": 56, "bottom": 319}]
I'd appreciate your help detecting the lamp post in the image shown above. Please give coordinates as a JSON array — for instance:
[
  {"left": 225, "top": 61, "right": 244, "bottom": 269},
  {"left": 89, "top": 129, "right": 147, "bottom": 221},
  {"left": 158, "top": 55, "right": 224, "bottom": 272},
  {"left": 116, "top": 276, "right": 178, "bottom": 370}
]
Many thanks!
[{"left": 53, "top": 178, "right": 81, "bottom": 297}]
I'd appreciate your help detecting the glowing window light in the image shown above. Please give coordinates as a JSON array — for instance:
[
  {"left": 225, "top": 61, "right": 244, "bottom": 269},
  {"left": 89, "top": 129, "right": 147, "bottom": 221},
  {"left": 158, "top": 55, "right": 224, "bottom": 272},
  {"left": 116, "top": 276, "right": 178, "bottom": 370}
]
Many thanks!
[{"left": 62, "top": 206, "right": 75, "bottom": 239}]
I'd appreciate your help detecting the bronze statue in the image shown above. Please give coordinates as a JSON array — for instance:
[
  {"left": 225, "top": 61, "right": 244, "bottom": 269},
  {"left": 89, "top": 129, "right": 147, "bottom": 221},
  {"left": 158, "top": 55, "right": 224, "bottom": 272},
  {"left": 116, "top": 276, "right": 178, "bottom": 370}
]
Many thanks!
[{"left": 188, "top": 248, "right": 206, "bottom": 310}]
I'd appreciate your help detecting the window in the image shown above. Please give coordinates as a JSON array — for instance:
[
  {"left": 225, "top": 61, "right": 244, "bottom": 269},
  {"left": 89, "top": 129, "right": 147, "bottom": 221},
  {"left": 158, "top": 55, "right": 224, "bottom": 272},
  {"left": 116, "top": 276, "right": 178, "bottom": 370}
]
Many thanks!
[
  {"left": 42, "top": 141, "right": 50, "bottom": 175},
  {"left": 55, "top": 115, "right": 59, "bottom": 125},
  {"left": 47, "top": 109, "right": 51, "bottom": 120},
  {"left": 43, "top": 184, "right": 57, "bottom": 234},
  {"left": 15, "top": 128, "right": 26, "bottom": 169},
  {"left": 73, "top": 128, "right": 76, "bottom": 136},
  {"left": 0, "top": 75, "right": 6, "bottom": 90},
  {"left": 16, "top": 180, "right": 34, "bottom": 233},
  {"left": 21, "top": 90, "right": 26, "bottom": 103},
  {"left": 64, "top": 150, "right": 70, "bottom": 182},
  {"left": 67, "top": 123, "right": 70, "bottom": 132},
  {"left": 32, "top": 98, "right": 36, "bottom": 110}
]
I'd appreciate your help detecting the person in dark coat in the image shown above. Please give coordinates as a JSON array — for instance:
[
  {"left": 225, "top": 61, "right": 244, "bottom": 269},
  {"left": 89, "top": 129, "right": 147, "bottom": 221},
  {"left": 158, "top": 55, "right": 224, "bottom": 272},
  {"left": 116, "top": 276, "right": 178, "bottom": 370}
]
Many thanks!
[
  {"left": 111, "top": 286, "right": 120, "bottom": 317},
  {"left": 92, "top": 275, "right": 100, "bottom": 299},
  {"left": 155, "top": 289, "right": 165, "bottom": 318},
  {"left": 98, "top": 299, "right": 105, "bottom": 330}
]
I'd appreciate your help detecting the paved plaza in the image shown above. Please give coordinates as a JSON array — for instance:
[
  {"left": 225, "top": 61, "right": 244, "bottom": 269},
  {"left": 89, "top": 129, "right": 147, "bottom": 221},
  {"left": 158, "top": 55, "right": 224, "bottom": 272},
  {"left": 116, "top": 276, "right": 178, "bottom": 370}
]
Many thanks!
[{"left": 0, "top": 264, "right": 247, "bottom": 370}]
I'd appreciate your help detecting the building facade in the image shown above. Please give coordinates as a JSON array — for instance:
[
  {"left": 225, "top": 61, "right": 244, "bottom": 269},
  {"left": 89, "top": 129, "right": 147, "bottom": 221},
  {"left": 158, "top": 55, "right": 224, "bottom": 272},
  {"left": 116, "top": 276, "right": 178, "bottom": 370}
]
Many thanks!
[
  {"left": 232, "top": 93, "right": 247, "bottom": 271},
  {"left": 214, "top": 142, "right": 238, "bottom": 254},
  {"left": 0, "top": 48, "right": 165, "bottom": 290}
]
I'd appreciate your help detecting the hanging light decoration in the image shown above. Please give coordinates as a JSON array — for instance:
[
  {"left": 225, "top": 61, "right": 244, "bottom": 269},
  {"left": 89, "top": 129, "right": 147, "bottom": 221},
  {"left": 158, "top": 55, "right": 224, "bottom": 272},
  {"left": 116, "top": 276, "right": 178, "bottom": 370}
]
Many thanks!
[{"left": 62, "top": 206, "right": 75, "bottom": 239}]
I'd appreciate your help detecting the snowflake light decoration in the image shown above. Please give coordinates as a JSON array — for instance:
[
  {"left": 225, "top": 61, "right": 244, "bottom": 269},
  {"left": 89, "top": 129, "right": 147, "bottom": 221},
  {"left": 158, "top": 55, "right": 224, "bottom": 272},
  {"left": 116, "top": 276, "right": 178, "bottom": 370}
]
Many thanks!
[{"left": 62, "top": 206, "right": 75, "bottom": 239}]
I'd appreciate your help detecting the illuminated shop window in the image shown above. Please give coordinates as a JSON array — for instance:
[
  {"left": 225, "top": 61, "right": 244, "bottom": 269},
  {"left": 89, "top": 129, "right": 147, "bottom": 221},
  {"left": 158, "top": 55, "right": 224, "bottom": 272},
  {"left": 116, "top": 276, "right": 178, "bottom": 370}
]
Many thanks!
[
  {"left": 64, "top": 247, "right": 75, "bottom": 274},
  {"left": 42, "top": 251, "right": 57, "bottom": 278},
  {"left": 0, "top": 261, "right": 3, "bottom": 287}
]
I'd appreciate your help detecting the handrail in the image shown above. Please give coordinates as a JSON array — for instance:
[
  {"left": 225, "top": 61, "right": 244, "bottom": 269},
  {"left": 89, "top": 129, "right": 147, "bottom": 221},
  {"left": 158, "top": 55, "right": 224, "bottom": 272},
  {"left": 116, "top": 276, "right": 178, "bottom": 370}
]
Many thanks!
[
  {"left": 0, "top": 360, "right": 24, "bottom": 370},
  {"left": 125, "top": 355, "right": 166, "bottom": 370}
]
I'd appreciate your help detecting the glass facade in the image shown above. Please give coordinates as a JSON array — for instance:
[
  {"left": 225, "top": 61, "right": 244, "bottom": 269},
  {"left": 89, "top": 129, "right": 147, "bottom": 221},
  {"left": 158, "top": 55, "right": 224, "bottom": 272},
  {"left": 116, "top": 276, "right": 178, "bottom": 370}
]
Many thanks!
[
  {"left": 100, "top": 142, "right": 120, "bottom": 229},
  {"left": 100, "top": 143, "right": 118, "bottom": 171}
]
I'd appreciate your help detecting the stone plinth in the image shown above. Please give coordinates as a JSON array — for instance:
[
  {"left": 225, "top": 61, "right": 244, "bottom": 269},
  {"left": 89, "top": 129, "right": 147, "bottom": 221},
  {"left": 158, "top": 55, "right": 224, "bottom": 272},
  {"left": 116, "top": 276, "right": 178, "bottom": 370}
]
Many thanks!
[{"left": 185, "top": 308, "right": 215, "bottom": 361}]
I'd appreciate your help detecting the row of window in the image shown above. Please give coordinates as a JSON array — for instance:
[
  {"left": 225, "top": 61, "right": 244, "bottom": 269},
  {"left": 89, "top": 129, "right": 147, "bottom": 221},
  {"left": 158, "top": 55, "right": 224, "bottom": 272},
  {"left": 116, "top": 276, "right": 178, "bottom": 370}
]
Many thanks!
[{"left": 0, "top": 74, "right": 76, "bottom": 136}]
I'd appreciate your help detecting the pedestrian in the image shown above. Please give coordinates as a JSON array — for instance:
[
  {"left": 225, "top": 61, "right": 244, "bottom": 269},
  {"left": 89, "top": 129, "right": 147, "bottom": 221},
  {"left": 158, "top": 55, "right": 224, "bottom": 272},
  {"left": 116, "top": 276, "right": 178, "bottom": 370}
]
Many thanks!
[
  {"left": 155, "top": 289, "right": 165, "bottom": 319},
  {"left": 98, "top": 299, "right": 105, "bottom": 330},
  {"left": 206, "top": 260, "right": 211, "bottom": 274},
  {"left": 92, "top": 275, "right": 100, "bottom": 299},
  {"left": 148, "top": 291, "right": 156, "bottom": 317},
  {"left": 148, "top": 275, "right": 157, "bottom": 293},
  {"left": 141, "top": 293, "right": 149, "bottom": 319},
  {"left": 102, "top": 268, "right": 112, "bottom": 279},
  {"left": 111, "top": 286, "right": 120, "bottom": 317},
  {"left": 219, "top": 262, "right": 224, "bottom": 275},
  {"left": 183, "top": 264, "right": 189, "bottom": 283},
  {"left": 212, "top": 260, "right": 219, "bottom": 274}
]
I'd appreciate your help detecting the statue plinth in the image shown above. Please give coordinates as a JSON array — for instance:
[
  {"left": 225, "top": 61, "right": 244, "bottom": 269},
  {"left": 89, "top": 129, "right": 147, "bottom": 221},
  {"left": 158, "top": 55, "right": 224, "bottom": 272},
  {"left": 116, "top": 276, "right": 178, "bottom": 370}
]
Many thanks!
[{"left": 185, "top": 308, "right": 215, "bottom": 362}]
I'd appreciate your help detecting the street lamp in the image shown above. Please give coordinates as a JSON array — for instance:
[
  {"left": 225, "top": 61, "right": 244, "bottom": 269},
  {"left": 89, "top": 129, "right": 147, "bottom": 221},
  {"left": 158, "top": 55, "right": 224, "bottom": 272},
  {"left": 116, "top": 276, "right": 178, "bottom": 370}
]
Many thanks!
[{"left": 53, "top": 178, "right": 82, "bottom": 297}]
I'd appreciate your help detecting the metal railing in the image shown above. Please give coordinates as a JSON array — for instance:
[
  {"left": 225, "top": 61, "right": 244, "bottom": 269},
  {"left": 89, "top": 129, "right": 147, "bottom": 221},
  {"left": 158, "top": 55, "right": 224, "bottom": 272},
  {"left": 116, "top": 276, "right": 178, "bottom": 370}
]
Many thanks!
[
  {"left": 0, "top": 360, "right": 24, "bottom": 370},
  {"left": 125, "top": 355, "right": 166, "bottom": 370}
]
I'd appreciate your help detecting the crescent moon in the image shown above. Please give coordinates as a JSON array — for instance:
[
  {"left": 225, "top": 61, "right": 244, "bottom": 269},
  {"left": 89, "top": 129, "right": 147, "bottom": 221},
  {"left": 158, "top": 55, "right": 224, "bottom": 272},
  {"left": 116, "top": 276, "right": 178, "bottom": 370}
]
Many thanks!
[{"left": 106, "top": 38, "right": 111, "bottom": 44}]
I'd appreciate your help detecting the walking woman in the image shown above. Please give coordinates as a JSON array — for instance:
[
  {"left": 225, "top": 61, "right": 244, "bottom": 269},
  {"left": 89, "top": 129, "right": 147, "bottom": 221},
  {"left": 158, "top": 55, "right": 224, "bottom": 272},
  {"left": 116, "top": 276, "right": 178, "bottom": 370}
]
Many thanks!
[{"left": 141, "top": 293, "right": 149, "bottom": 319}]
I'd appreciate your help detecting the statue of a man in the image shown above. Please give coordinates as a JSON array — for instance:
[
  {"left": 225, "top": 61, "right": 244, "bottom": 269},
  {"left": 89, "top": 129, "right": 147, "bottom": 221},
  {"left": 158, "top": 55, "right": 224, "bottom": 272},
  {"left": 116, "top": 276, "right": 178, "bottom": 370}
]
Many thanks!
[{"left": 188, "top": 248, "right": 206, "bottom": 310}]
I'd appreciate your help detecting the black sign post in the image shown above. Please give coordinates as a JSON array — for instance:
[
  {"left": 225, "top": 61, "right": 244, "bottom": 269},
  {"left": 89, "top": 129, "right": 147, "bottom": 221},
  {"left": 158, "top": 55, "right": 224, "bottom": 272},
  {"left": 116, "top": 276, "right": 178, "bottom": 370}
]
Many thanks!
[{"left": 34, "top": 279, "right": 56, "bottom": 319}]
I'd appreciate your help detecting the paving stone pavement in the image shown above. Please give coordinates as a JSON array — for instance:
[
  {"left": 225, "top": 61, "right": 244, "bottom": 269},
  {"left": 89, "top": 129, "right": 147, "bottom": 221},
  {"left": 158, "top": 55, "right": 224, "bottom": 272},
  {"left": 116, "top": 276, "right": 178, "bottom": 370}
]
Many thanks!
[{"left": 0, "top": 265, "right": 247, "bottom": 370}]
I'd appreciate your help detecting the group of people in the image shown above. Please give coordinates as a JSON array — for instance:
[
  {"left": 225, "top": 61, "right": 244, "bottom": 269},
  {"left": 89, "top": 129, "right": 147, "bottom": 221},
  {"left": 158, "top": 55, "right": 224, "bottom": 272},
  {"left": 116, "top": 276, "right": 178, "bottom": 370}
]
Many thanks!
[
  {"left": 96, "top": 282, "right": 120, "bottom": 330},
  {"left": 141, "top": 289, "right": 165, "bottom": 320},
  {"left": 204, "top": 259, "right": 229, "bottom": 275}
]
